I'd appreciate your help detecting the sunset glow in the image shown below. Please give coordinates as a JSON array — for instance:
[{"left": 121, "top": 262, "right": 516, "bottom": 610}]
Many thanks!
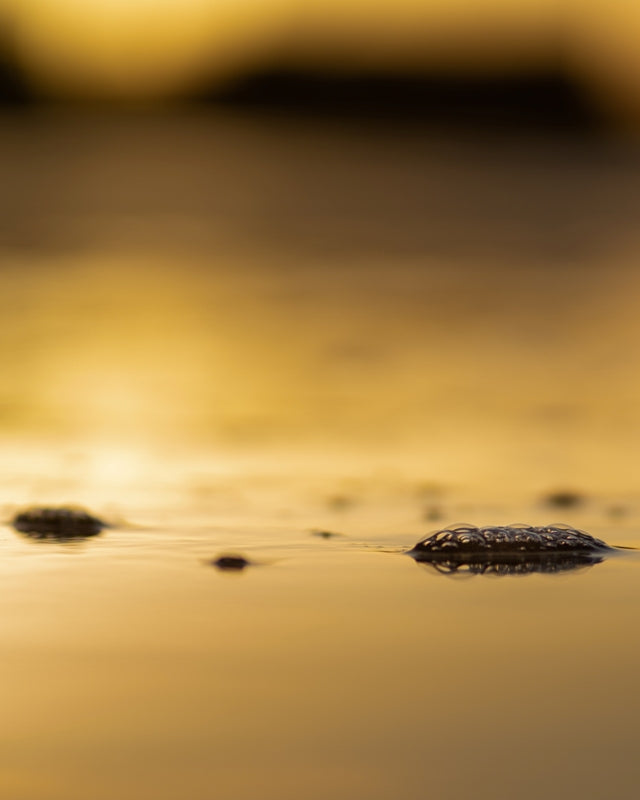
[{"left": 2, "top": 0, "right": 639, "bottom": 118}]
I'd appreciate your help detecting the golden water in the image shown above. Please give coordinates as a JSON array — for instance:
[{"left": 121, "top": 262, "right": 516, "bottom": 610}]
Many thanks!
[{"left": 1, "top": 112, "right": 640, "bottom": 799}]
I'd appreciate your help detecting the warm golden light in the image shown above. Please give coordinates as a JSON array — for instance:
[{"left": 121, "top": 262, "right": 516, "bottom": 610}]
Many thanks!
[
  {"left": 0, "top": 0, "right": 639, "bottom": 125},
  {"left": 3, "top": 5, "right": 640, "bottom": 800},
  {"left": 2, "top": 0, "right": 638, "bottom": 118},
  {"left": 7, "top": 0, "right": 287, "bottom": 97}
]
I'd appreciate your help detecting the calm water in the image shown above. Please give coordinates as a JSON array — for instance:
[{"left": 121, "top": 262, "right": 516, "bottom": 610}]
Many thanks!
[
  {"left": 1, "top": 503, "right": 640, "bottom": 800},
  {"left": 2, "top": 111, "right": 640, "bottom": 799}
]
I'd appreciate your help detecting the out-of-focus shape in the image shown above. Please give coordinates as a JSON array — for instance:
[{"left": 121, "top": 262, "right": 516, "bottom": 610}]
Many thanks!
[
  {"left": 0, "top": 1, "right": 638, "bottom": 131},
  {"left": 4, "top": 0, "right": 286, "bottom": 99},
  {"left": 12, "top": 506, "right": 108, "bottom": 541},
  {"left": 0, "top": 12, "right": 32, "bottom": 102}
]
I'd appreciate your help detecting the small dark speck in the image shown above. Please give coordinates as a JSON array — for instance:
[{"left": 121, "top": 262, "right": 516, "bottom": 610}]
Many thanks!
[
  {"left": 311, "top": 529, "right": 344, "bottom": 539},
  {"left": 543, "top": 490, "right": 585, "bottom": 509},
  {"left": 326, "top": 495, "right": 355, "bottom": 512},
  {"left": 606, "top": 505, "right": 628, "bottom": 519},
  {"left": 423, "top": 505, "right": 443, "bottom": 522},
  {"left": 211, "top": 555, "right": 250, "bottom": 571}
]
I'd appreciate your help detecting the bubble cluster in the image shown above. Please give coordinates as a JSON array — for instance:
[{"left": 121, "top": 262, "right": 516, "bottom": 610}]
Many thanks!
[{"left": 409, "top": 523, "right": 610, "bottom": 560}]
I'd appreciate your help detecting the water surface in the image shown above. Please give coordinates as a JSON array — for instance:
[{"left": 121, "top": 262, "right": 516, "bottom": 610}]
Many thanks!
[{"left": 2, "top": 111, "right": 640, "bottom": 799}]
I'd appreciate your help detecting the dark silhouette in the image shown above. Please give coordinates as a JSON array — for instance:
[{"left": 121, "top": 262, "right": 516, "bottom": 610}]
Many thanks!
[
  {"left": 408, "top": 523, "right": 612, "bottom": 576},
  {"left": 211, "top": 554, "right": 250, "bottom": 571},
  {"left": 197, "top": 64, "right": 603, "bottom": 133},
  {"left": 12, "top": 507, "right": 107, "bottom": 540},
  {"left": 0, "top": 23, "right": 33, "bottom": 105}
]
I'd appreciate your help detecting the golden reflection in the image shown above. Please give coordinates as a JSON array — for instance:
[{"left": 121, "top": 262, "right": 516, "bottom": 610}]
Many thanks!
[
  {"left": 4, "top": 241, "right": 640, "bottom": 500},
  {"left": 3, "top": 6, "right": 640, "bottom": 799},
  {"left": 2, "top": 243, "right": 640, "bottom": 498},
  {"left": 0, "top": 543, "right": 638, "bottom": 800}
]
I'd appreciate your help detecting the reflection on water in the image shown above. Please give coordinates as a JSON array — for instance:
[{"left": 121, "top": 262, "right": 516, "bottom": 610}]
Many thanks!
[
  {"left": 0, "top": 515, "right": 638, "bottom": 800},
  {"left": 412, "top": 551, "right": 606, "bottom": 577},
  {"left": 3, "top": 112, "right": 640, "bottom": 498},
  {"left": 2, "top": 113, "right": 640, "bottom": 799}
]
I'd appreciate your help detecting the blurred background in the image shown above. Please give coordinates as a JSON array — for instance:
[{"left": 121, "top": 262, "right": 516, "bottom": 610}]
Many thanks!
[
  {"left": 1, "top": 0, "right": 640, "bottom": 507},
  {"left": 4, "top": 0, "right": 640, "bottom": 122}
]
